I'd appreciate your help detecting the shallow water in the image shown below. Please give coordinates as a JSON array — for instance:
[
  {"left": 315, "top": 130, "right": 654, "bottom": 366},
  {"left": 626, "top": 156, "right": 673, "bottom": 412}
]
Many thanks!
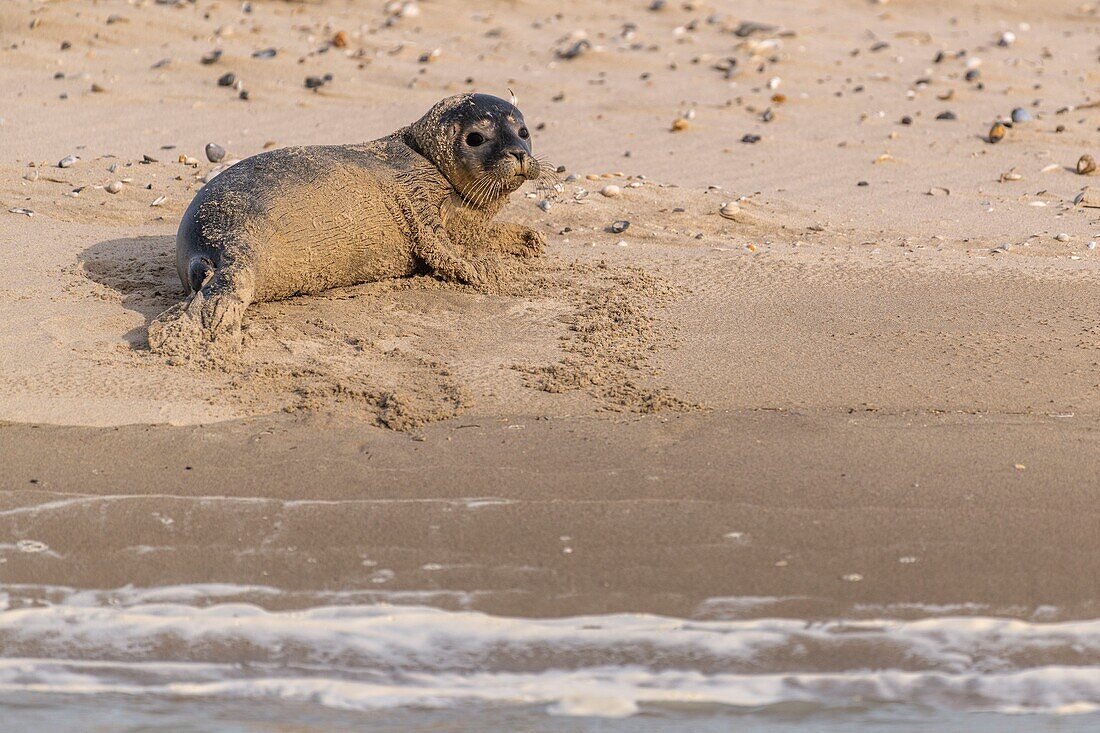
[{"left": 3, "top": 584, "right": 1100, "bottom": 731}]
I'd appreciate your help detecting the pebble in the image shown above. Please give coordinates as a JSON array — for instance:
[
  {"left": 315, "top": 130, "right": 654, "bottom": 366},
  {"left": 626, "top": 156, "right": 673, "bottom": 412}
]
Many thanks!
[
  {"left": 988, "top": 122, "right": 1006, "bottom": 143},
  {"left": 305, "top": 76, "right": 326, "bottom": 89},
  {"left": 105, "top": 180, "right": 123, "bottom": 194},
  {"left": 741, "top": 134, "right": 761, "bottom": 144},
  {"left": 998, "top": 31, "right": 1016, "bottom": 47},
  {"left": 1054, "top": 233, "right": 1070, "bottom": 241},
  {"left": 1089, "top": 242, "right": 1097, "bottom": 250},
  {"left": 91, "top": 83, "right": 107, "bottom": 93},
  {"left": 252, "top": 47, "right": 277, "bottom": 59},
  {"left": 610, "top": 220, "right": 629, "bottom": 233},
  {"left": 936, "top": 110, "right": 957, "bottom": 120},
  {"left": 1077, "top": 154, "right": 1097, "bottom": 175},
  {"left": 217, "top": 72, "right": 236, "bottom": 87},
  {"left": 201, "top": 49, "right": 222, "bottom": 65},
  {"left": 1011, "top": 107, "right": 1032, "bottom": 123},
  {"left": 537, "top": 199, "right": 552, "bottom": 212},
  {"left": 205, "top": 142, "right": 226, "bottom": 163},
  {"left": 58, "top": 154, "right": 78, "bottom": 168},
  {"left": 600, "top": 185, "right": 621, "bottom": 198},
  {"left": 332, "top": 31, "right": 349, "bottom": 48},
  {"left": 670, "top": 117, "right": 690, "bottom": 132}
]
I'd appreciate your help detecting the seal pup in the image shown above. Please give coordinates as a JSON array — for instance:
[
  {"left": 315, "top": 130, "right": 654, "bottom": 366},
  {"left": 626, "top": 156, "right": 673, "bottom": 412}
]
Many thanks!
[{"left": 148, "top": 93, "right": 551, "bottom": 359}]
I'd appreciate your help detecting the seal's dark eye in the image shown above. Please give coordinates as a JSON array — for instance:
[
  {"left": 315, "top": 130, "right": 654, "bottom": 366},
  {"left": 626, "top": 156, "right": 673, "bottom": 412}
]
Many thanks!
[
  {"left": 465, "top": 132, "right": 485, "bottom": 147},
  {"left": 518, "top": 127, "right": 529, "bottom": 139}
]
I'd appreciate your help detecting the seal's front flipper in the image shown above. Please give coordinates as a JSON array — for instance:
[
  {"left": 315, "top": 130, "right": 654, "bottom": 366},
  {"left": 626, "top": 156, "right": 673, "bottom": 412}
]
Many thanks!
[
  {"left": 487, "top": 222, "right": 546, "bottom": 257},
  {"left": 412, "top": 223, "right": 500, "bottom": 287}
]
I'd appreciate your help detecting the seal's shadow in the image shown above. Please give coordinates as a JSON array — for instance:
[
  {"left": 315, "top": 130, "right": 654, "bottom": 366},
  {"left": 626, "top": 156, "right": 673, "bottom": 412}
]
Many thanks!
[{"left": 78, "top": 235, "right": 184, "bottom": 346}]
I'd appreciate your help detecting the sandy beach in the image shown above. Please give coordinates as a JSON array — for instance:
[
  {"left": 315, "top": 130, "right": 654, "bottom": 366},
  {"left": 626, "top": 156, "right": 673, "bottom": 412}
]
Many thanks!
[{"left": 2, "top": 0, "right": 1100, "bottom": 729}]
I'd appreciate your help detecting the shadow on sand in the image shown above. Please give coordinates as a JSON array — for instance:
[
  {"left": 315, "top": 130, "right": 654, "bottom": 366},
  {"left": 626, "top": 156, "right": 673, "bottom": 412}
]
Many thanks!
[{"left": 77, "top": 235, "right": 185, "bottom": 347}]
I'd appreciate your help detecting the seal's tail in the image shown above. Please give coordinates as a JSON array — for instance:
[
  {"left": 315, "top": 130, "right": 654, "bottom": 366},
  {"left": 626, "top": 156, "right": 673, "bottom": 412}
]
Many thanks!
[{"left": 186, "top": 255, "right": 215, "bottom": 293}]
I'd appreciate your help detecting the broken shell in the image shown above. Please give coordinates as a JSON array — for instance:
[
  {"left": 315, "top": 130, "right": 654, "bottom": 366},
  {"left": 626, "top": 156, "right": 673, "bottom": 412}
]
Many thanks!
[
  {"left": 999, "top": 169, "right": 1022, "bottom": 182},
  {"left": 719, "top": 202, "right": 740, "bottom": 219},
  {"left": 610, "top": 220, "right": 629, "bottom": 233},
  {"left": 988, "top": 122, "right": 1006, "bottom": 143},
  {"left": 58, "top": 154, "right": 78, "bottom": 168},
  {"left": 105, "top": 180, "right": 123, "bottom": 194},
  {"left": 1077, "top": 154, "right": 1097, "bottom": 175},
  {"left": 332, "top": 31, "right": 349, "bottom": 48},
  {"left": 670, "top": 117, "right": 690, "bottom": 132}
]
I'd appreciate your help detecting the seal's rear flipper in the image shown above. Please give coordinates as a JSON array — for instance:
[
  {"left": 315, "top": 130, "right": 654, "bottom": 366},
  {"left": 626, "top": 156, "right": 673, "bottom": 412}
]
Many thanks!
[{"left": 148, "top": 268, "right": 252, "bottom": 362}]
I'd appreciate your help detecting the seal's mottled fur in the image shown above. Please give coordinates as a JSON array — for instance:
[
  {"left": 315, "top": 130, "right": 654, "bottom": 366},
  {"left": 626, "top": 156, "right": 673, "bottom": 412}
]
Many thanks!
[{"left": 149, "top": 94, "right": 547, "bottom": 359}]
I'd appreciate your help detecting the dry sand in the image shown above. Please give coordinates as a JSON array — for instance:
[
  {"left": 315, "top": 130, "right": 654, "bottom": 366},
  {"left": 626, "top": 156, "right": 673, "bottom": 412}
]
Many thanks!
[{"left": 1, "top": 0, "right": 1100, "bottom": 615}]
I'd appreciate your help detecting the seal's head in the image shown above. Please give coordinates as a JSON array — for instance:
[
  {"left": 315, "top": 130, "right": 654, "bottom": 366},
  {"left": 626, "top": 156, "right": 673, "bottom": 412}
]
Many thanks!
[{"left": 409, "top": 93, "right": 542, "bottom": 208}]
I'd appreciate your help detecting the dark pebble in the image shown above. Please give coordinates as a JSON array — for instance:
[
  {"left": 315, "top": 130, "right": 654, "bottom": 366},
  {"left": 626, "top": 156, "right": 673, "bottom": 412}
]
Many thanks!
[
  {"left": 142, "top": 154, "right": 158, "bottom": 163},
  {"left": 252, "top": 48, "right": 277, "bottom": 59},
  {"left": 60, "top": 41, "right": 71, "bottom": 50},
  {"left": 205, "top": 143, "right": 226, "bottom": 163},
  {"left": 936, "top": 111, "right": 957, "bottom": 120},
  {"left": 217, "top": 72, "right": 236, "bottom": 86},
  {"left": 239, "top": 90, "right": 250, "bottom": 100},
  {"left": 900, "top": 115, "right": 913, "bottom": 125},
  {"left": 965, "top": 69, "right": 980, "bottom": 82},
  {"left": 305, "top": 76, "right": 325, "bottom": 89},
  {"left": 741, "top": 134, "right": 761, "bottom": 143},
  {"left": 857, "top": 181, "right": 869, "bottom": 186},
  {"left": 201, "top": 49, "right": 222, "bottom": 65},
  {"left": 610, "top": 220, "right": 630, "bottom": 234}
]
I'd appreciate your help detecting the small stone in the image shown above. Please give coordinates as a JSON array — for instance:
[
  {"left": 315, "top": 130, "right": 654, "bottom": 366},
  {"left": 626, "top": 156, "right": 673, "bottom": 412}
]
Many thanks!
[
  {"left": 239, "top": 90, "right": 250, "bottom": 101},
  {"left": 1077, "top": 154, "right": 1097, "bottom": 175},
  {"left": 205, "top": 143, "right": 226, "bottom": 163},
  {"left": 252, "top": 47, "right": 277, "bottom": 59},
  {"left": 1088, "top": 241, "right": 1097, "bottom": 250},
  {"left": 58, "top": 154, "right": 77, "bottom": 168},
  {"left": 900, "top": 115, "right": 913, "bottom": 125},
  {"left": 741, "top": 134, "right": 761, "bottom": 144},
  {"left": 998, "top": 31, "right": 1016, "bottom": 47},
  {"left": 670, "top": 117, "right": 690, "bottom": 132},
  {"left": 537, "top": 199, "right": 552, "bottom": 212},
  {"left": 142, "top": 154, "right": 158, "bottom": 163},
  {"left": 418, "top": 48, "right": 441, "bottom": 64},
  {"left": 217, "top": 72, "right": 236, "bottom": 87},
  {"left": 610, "top": 220, "right": 629, "bottom": 233},
  {"left": 1055, "top": 233, "right": 1070, "bottom": 242},
  {"left": 842, "top": 573, "right": 863, "bottom": 582},
  {"left": 105, "top": 180, "right": 123, "bottom": 194},
  {"left": 305, "top": 76, "right": 326, "bottom": 89},
  {"left": 1011, "top": 107, "right": 1032, "bottom": 123},
  {"left": 936, "top": 110, "right": 957, "bottom": 120},
  {"left": 332, "top": 31, "right": 349, "bottom": 48},
  {"left": 927, "top": 186, "right": 950, "bottom": 196},
  {"left": 988, "top": 122, "right": 1006, "bottom": 143},
  {"left": 91, "top": 82, "right": 107, "bottom": 93},
  {"left": 201, "top": 49, "right": 222, "bottom": 65},
  {"left": 600, "top": 185, "right": 621, "bottom": 198}
]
